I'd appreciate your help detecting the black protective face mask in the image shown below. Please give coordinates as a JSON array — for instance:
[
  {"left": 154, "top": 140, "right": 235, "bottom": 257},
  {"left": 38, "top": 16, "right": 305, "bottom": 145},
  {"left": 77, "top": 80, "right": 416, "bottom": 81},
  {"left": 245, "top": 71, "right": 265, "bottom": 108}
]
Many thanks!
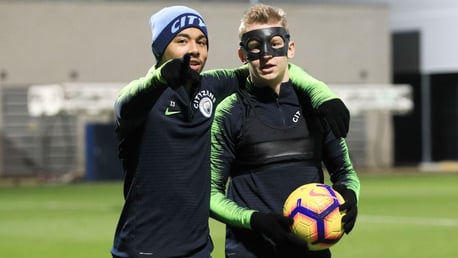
[{"left": 240, "top": 27, "right": 290, "bottom": 61}]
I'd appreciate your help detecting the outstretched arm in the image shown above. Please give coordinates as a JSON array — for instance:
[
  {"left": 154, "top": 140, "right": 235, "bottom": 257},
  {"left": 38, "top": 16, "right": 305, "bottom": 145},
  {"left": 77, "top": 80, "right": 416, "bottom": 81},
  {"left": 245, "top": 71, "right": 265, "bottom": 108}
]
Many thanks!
[
  {"left": 115, "top": 54, "right": 200, "bottom": 125},
  {"left": 114, "top": 65, "right": 168, "bottom": 131}
]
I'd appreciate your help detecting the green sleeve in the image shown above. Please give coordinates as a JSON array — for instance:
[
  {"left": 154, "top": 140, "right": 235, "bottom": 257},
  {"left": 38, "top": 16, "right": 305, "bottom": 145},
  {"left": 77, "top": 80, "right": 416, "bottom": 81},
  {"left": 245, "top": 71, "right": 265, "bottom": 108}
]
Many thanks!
[
  {"left": 210, "top": 177, "right": 256, "bottom": 229},
  {"left": 115, "top": 65, "right": 169, "bottom": 121},
  {"left": 331, "top": 138, "right": 361, "bottom": 201},
  {"left": 117, "top": 65, "right": 163, "bottom": 101},
  {"left": 210, "top": 95, "right": 256, "bottom": 229},
  {"left": 201, "top": 63, "right": 248, "bottom": 78},
  {"left": 288, "top": 63, "right": 338, "bottom": 108}
]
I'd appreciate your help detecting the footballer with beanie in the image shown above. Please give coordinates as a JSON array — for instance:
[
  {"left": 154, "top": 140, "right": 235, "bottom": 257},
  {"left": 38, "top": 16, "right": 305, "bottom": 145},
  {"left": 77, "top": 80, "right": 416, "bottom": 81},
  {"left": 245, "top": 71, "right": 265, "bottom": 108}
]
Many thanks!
[{"left": 111, "top": 5, "right": 350, "bottom": 258}]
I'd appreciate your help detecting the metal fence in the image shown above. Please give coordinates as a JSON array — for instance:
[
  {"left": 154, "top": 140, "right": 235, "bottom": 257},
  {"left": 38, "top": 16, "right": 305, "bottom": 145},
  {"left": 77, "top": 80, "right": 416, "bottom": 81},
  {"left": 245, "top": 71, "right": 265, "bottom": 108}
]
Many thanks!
[
  {"left": 1, "top": 86, "right": 78, "bottom": 177},
  {"left": 0, "top": 83, "right": 412, "bottom": 178}
]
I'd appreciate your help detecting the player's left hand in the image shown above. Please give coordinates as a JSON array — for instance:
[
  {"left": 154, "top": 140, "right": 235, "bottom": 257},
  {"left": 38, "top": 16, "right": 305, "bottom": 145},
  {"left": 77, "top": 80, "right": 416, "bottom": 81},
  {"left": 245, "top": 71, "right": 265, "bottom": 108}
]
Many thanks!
[
  {"left": 333, "top": 184, "right": 358, "bottom": 234},
  {"left": 318, "top": 99, "right": 350, "bottom": 138}
]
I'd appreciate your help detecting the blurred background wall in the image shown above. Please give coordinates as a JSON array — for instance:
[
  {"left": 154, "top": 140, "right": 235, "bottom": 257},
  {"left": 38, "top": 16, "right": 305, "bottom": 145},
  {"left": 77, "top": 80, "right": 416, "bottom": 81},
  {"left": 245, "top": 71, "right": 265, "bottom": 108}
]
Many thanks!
[{"left": 0, "top": 1, "right": 388, "bottom": 84}]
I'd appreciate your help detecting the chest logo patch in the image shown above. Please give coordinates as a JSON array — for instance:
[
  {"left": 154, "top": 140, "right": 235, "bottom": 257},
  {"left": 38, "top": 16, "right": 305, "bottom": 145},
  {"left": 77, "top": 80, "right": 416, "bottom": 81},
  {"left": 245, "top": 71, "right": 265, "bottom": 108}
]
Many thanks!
[{"left": 199, "top": 97, "right": 213, "bottom": 118}]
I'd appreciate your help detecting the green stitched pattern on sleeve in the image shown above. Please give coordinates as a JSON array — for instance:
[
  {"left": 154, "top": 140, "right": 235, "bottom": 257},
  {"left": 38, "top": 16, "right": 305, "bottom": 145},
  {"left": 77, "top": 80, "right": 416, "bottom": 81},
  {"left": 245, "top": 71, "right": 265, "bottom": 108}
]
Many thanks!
[{"left": 288, "top": 63, "right": 338, "bottom": 108}]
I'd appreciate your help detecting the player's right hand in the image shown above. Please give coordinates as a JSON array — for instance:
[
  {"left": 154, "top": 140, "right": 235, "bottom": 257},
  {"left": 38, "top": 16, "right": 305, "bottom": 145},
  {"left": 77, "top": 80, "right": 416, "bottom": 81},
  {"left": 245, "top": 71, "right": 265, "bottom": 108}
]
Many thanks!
[
  {"left": 160, "top": 54, "right": 200, "bottom": 88},
  {"left": 250, "top": 212, "right": 292, "bottom": 244},
  {"left": 250, "top": 212, "right": 308, "bottom": 255}
]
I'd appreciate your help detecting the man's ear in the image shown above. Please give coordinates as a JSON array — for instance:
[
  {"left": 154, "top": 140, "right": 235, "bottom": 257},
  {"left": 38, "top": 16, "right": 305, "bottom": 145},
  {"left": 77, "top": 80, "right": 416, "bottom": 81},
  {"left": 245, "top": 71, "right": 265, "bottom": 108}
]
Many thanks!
[
  {"left": 287, "top": 40, "right": 295, "bottom": 59},
  {"left": 238, "top": 48, "right": 248, "bottom": 63}
]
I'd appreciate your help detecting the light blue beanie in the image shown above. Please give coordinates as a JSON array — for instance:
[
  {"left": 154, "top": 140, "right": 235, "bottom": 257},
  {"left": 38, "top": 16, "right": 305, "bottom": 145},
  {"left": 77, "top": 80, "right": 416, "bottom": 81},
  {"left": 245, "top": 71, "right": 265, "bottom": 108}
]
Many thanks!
[{"left": 149, "top": 6, "right": 208, "bottom": 62}]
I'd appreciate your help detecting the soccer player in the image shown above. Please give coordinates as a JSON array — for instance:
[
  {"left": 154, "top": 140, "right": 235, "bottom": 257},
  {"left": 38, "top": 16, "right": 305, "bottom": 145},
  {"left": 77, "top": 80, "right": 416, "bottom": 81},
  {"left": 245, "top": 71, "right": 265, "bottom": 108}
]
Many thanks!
[
  {"left": 111, "top": 5, "right": 350, "bottom": 258},
  {"left": 210, "top": 4, "right": 360, "bottom": 258}
]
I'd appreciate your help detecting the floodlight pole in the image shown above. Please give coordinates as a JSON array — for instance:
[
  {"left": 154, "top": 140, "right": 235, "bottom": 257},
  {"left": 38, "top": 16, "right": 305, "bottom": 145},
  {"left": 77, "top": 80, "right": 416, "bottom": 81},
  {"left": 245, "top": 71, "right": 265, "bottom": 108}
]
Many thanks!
[{"left": 420, "top": 73, "right": 436, "bottom": 171}]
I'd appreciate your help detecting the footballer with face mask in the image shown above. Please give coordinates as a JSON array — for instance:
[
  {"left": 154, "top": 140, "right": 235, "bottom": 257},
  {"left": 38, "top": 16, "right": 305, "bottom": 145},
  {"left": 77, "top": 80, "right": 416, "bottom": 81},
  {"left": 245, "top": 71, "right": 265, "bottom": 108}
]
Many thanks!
[{"left": 209, "top": 4, "right": 360, "bottom": 258}]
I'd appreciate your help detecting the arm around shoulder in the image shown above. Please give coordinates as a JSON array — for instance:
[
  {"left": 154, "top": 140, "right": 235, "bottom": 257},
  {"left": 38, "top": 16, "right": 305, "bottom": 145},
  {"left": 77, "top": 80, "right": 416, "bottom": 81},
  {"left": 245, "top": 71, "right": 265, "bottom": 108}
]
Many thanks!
[
  {"left": 288, "top": 63, "right": 350, "bottom": 138},
  {"left": 288, "top": 63, "right": 337, "bottom": 108}
]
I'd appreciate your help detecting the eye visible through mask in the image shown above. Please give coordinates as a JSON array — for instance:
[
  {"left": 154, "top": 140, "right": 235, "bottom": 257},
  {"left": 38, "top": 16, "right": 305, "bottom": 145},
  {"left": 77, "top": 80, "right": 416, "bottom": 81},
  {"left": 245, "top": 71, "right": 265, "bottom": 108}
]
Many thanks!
[{"left": 240, "top": 27, "right": 290, "bottom": 61}]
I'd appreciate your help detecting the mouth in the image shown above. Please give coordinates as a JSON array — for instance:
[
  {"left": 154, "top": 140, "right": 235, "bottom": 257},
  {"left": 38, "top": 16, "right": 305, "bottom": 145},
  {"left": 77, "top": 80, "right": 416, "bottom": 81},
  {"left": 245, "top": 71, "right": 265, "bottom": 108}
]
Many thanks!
[
  {"left": 189, "top": 59, "right": 202, "bottom": 72},
  {"left": 260, "top": 63, "right": 275, "bottom": 73}
]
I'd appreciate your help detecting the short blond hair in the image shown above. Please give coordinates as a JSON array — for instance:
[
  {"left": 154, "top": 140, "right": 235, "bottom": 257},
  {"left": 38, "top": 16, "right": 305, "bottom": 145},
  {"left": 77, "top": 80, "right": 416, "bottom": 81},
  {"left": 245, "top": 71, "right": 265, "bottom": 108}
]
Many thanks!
[{"left": 238, "top": 4, "right": 289, "bottom": 39}]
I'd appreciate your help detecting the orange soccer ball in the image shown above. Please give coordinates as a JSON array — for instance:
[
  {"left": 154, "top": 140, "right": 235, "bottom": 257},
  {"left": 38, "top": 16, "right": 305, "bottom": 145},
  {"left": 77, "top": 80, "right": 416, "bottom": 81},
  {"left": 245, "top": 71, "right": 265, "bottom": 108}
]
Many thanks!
[{"left": 283, "top": 183, "right": 345, "bottom": 251}]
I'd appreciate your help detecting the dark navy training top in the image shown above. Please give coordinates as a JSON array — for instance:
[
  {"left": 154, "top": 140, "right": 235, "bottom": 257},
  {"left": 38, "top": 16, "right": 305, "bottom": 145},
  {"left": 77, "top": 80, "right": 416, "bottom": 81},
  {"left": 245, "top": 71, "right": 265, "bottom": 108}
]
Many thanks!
[{"left": 111, "top": 67, "right": 241, "bottom": 258}]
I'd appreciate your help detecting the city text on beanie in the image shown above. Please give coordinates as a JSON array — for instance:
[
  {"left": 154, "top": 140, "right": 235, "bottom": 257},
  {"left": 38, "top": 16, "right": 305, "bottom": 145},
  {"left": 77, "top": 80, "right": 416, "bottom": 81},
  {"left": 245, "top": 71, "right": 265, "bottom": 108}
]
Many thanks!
[{"left": 149, "top": 6, "right": 208, "bottom": 62}]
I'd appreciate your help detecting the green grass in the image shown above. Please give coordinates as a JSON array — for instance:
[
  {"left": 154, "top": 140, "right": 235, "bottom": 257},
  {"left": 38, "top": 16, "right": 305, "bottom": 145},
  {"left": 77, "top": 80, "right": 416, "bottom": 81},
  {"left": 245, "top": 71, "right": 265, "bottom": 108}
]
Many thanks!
[
  {"left": 0, "top": 183, "right": 122, "bottom": 258},
  {"left": 1, "top": 172, "right": 457, "bottom": 258}
]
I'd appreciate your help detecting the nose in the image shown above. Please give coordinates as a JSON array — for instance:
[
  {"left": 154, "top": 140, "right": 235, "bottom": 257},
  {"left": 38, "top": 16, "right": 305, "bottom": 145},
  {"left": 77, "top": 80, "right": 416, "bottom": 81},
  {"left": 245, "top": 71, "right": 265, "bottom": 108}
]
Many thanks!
[
  {"left": 260, "top": 54, "right": 273, "bottom": 61},
  {"left": 260, "top": 44, "right": 272, "bottom": 60},
  {"left": 188, "top": 41, "right": 200, "bottom": 57}
]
